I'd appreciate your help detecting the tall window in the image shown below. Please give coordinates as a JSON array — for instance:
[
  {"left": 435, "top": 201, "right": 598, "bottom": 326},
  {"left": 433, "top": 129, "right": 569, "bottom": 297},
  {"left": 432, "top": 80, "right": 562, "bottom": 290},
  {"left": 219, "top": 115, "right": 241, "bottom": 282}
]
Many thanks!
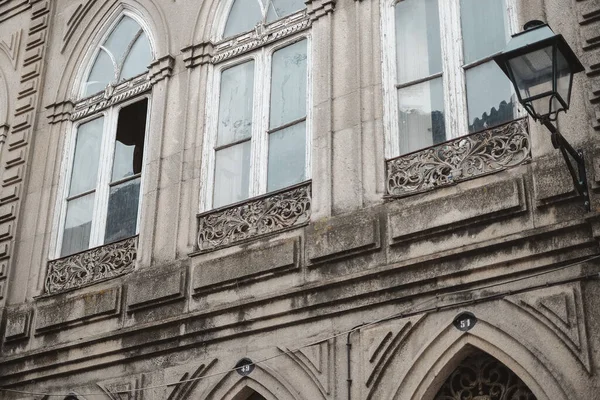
[
  {"left": 383, "top": 0, "right": 517, "bottom": 157},
  {"left": 202, "top": 0, "right": 310, "bottom": 210},
  {"left": 58, "top": 15, "right": 153, "bottom": 257}
]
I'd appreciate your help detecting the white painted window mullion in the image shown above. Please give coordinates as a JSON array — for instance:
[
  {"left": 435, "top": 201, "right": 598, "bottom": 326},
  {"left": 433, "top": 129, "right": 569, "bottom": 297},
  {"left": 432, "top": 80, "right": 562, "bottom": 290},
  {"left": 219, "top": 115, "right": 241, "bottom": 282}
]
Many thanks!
[
  {"left": 249, "top": 51, "right": 266, "bottom": 197},
  {"left": 304, "top": 35, "right": 313, "bottom": 180},
  {"left": 439, "top": 0, "right": 468, "bottom": 139},
  {"left": 136, "top": 96, "right": 152, "bottom": 232},
  {"left": 199, "top": 64, "right": 219, "bottom": 212}
]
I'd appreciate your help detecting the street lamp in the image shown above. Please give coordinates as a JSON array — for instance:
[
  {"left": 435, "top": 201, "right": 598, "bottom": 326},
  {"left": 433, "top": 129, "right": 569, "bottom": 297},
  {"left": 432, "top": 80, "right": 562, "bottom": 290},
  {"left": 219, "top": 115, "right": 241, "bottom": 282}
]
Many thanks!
[{"left": 493, "top": 21, "right": 590, "bottom": 211}]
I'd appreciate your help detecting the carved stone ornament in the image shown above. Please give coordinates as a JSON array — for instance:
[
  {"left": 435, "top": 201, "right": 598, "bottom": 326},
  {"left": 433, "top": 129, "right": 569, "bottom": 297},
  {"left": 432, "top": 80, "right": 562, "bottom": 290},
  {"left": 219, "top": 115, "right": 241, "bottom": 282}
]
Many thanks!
[
  {"left": 197, "top": 182, "right": 311, "bottom": 252},
  {"left": 70, "top": 74, "right": 151, "bottom": 121},
  {"left": 434, "top": 353, "right": 537, "bottom": 400},
  {"left": 45, "top": 236, "right": 137, "bottom": 294},
  {"left": 386, "top": 118, "right": 531, "bottom": 197},
  {"left": 211, "top": 10, "right": 311, "bottom": 64}
]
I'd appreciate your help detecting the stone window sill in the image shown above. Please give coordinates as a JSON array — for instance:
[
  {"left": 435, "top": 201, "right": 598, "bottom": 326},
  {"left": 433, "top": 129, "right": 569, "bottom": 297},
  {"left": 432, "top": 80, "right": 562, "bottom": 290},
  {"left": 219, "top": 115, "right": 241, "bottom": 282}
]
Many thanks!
[
  {"left": 43, "top": 236, "right": 137, "bottom": 296},
  {"left": 385, "top": 118, "right": 531, "bottom": 198},
  {"left": 194, "top": 181, "right": 312, "bottom": 254}
]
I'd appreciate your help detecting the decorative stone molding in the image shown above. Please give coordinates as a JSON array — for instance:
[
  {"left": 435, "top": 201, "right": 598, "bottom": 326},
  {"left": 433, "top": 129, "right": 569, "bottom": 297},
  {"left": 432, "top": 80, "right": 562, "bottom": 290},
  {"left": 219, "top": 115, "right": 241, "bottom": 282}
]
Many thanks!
[
  {"left": 306, "top": 0, "right": 336, "bottom": 21},
  {"left": 148, "top": 54, "right": 175, "bottom": 84},
  {"left": 61, "top": 0, "right": 96, "bottom": 53},
  {"left": 182, "top": 41, "right": 214, "bottom": 69},
  {"left": 211, "top": 10, "right": 311, "bottom": 64},
  {"left": 0, "top": 0, "right": 29, "bottom": 23},
  {"left": 386, "top": 118, "right": 531, "bottom": 197},
  {"left": 196, "top": 182, "right": 311, "bottom": 252},
  {"left": 0, "top": 29, "right": 22, "bottom": 69},
  {"left": 70, "top": 74, "right": 151, "bottom": 120},
  {"left": 577, "top": 0, "right": 600, "bottom": 130},
  {"left": 44, "top": 236, "right": 137, "bottom": 295},
  {"left": 46, "top": 100, "right": 74, "bottom": 124}
]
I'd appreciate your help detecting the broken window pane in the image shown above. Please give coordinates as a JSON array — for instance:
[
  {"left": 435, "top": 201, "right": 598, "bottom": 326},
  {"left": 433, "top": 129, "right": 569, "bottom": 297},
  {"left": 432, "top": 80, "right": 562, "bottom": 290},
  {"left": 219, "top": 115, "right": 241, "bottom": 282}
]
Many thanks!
[
  {"left": 61, "top": 193, "right": 94, "bottom": 257},
  {"left": 268, "top": 121, "right": 305, "bottom": 191},
  {"left": 395, "top": 0, "right": 442, "bottom": 84},
  {"left": 270, "top": 40, "right": 307, "bottom": 129},
  {"left": 104, "top": 16, "right": 141, "bottom": 66},
  {"left": 85, "top": 49, "right": 115, "bottom": 96},
  {"left": 213, "top": 140, "right": 251, "bottom": 208},
  {"left": 69, "top": 117, "right": 104, "bottom": 196},
  {"left": 217, "top": 61, "right": 255, "bottom": 146},
  {"left": 112, "top": 99, "right": 147, "bottom": 181},
  {"left": 266, "top": 0, "right": 305, "bottom": 23},
  {"left": 120, "top": 31, "right": 152, "bottom": 81},
  {"left": 224, "top": 0, "right": 262, "bottom": 38},
  {"left": 466, "top": 61, "right": 514, "bottom": 132},
  {"left": 104, "top": 177, "right": 141, "bottom": 244}
]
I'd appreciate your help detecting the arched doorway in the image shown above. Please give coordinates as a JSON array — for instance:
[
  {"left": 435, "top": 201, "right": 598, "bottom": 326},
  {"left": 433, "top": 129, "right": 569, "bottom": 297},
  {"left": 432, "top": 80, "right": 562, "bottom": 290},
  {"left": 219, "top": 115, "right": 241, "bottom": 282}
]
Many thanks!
[
  {"left": 434, "top": 352, "right": 536, "bottom": 400},
  {"left": 245, "top": 392, "right": 267, "bottom": 400}
]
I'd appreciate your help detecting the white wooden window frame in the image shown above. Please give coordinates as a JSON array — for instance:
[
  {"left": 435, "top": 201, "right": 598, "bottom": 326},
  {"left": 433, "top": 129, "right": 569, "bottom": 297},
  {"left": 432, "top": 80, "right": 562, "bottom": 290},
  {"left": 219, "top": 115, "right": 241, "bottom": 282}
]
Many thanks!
[
  {"left": 381, "top": 0, "right": 521, "bottom": 159},
  {"left": 199, "top": 31, "right": 312, "bottom": 212},
  {"left": 54, "top": 95, "right": 151, "bottom": 259},
  {"left": 52, "top": 10, "right": 155, "bottom": 259}
]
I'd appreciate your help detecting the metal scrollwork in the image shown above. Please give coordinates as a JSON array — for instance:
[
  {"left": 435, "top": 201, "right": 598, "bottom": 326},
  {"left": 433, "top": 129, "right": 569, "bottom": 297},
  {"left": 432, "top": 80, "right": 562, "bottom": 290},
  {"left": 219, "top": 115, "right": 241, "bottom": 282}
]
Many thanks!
[
  {"left": 386, "top": 118, "right": 531, "bottom": 197},
  {"left": 434, "top": 353, "right": 537, "bottom": 400},
  {"left": 197, "top": 182, "right": 311, "bottom": 252},
  {"left": 45, "top": 237, "right": 137, "bottom": 294}
]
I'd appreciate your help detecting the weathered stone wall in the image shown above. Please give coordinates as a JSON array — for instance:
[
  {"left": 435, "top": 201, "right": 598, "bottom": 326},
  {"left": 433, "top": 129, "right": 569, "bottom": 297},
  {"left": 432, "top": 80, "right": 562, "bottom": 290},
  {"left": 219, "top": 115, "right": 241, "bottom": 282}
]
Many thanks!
[{"left": 1, "top": 0, "right": 600, "bottom": 399}]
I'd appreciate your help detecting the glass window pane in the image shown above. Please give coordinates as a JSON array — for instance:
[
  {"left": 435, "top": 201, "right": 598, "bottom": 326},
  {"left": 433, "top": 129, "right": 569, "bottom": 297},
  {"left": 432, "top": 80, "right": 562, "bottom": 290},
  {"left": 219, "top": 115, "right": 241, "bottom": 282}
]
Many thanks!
[
  {"left": 112, "top": 99, "right": 148, "bottom": 181},
  {"left": 103, "top": 16, "right": 142, "bottom": 66},
  {"left": 224, "top": 0, "right": 263, "bottom": 38},
  {"left": 217, "top": 61, "right": 255, "bottom": 146},
  {"left": 120, "top": 31, "right": 152, "bottom": 81},
  {"left": 266, "top": 0, "right": 305, "bottom": 23},
  {"left": 466, "top": 61, "right": 515, "bottom": 132},
  {"left": 61, "top": 193, "right": 94, "bottom": 257},
  {"left": 85, "top": 49, "right": 115, "bottom": 96},
  {"left": 395, "top": 0, "right": 442, "bottom": 84},
  {"left": 461, "top": 0, "right": 508, "bottom": 64},
  {"left": 69, "top": 117, "right": 104, "bottom": 196},
  {"left": 555, "top": 50, "right": 571, "bottom": 110},
  {"left": 270, "top": 40, "right": 307, "bottom": 129},
  {"left": 213, "top": 140, "right": 251, "bottom": 208},
  {"left": 104, "top": 178, "right": 141, "bottom": 244},
  {"left": 267, "top": 121, "right": 306, "bottom": 192},
  {"left": 397, "top": 77, "right": 445, "bottom": 154}
]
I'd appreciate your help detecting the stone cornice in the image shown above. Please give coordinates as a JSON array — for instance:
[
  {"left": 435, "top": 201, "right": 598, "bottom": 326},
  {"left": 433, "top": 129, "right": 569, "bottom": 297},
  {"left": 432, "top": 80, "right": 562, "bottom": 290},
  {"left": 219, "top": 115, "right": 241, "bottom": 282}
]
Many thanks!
[
  {"left": 182, "top": 41, "right": 214, "bottom": 69},
  {"left": 148, "top": 54, "right": 175, "bottom": 84},
  {"left": 305, "top": 0, "right": 335, "bottom": 21}
]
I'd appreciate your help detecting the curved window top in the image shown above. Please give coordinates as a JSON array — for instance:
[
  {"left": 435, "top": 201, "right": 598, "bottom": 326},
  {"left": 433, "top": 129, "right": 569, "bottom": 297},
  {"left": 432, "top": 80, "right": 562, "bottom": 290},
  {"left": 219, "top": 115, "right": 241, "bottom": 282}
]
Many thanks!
[
  {"left": 223, "top": 0, "right": 305, "bottom": 38},
  {"left": 83, "top": 15, "right": 153, "bottom": 97}
]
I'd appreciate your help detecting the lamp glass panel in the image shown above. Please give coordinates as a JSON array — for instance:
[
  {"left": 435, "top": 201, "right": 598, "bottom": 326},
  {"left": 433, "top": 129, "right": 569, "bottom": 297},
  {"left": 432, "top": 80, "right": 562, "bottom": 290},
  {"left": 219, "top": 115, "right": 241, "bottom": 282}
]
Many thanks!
[
  {"left": 555, "top": 48, "right": 572, "bottom": 109},
  {"left": 507, "top": 46, "right": 554, "bottom": 116}
]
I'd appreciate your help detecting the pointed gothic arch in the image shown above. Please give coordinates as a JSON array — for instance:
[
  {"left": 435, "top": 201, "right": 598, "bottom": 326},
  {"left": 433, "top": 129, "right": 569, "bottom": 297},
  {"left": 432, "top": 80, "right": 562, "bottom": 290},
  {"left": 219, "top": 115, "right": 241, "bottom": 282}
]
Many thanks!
[{"left": 431, "top": 349, "right": 537, "bottom": 400}]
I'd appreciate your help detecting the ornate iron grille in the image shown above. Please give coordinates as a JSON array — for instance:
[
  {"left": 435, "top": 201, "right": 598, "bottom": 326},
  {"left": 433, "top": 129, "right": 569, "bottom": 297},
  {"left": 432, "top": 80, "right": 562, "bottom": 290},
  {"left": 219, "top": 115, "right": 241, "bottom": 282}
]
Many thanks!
[
  {"left": 386, "top": 118, "right": 531, "bottom": 198},
  {"left": 434, "top": 353, "right": 537, "bottom": 400}
]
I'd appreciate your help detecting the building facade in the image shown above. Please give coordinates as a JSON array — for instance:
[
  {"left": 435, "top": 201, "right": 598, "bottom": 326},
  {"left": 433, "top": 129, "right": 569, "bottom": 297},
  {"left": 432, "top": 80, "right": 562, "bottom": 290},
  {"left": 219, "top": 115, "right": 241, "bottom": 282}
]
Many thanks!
[{"left": 1, "top": 0, "right": 600, "bottom": 399}]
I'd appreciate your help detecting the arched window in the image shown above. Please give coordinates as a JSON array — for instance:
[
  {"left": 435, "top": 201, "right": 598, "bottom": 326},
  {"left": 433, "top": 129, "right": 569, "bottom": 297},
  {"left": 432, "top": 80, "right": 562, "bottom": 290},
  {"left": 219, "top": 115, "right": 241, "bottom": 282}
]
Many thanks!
[
  {"left": 202, "top": 0, "right": 310, "bottom": 209},
  {"left": 57, "top": 14, "right": 153, "bottom": 258},
  {"left": 382, "top": 0, "right": 518, "bottom": 157},
  {"left": 434, "top": 352, "right": 536, "bottom": 399}
]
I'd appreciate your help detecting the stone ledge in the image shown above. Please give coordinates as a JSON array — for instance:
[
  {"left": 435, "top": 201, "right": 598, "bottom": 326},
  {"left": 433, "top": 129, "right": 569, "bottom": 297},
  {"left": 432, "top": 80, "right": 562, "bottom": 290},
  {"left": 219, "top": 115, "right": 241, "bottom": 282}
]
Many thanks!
[
  {"left": 306, "top": 213, "right": 381, "bottom": 265},
  {"left": 192, "top": 238, "right": 299, "bottom": 294},
  {"left": 388, "top": 178, "right": 526, "bottom": 244},
  {"left": 126, "top": 270, "right": 187, "bottom": 312},
  {"left": 34, "top": 287, "right": 121, "bottom": 334}
]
